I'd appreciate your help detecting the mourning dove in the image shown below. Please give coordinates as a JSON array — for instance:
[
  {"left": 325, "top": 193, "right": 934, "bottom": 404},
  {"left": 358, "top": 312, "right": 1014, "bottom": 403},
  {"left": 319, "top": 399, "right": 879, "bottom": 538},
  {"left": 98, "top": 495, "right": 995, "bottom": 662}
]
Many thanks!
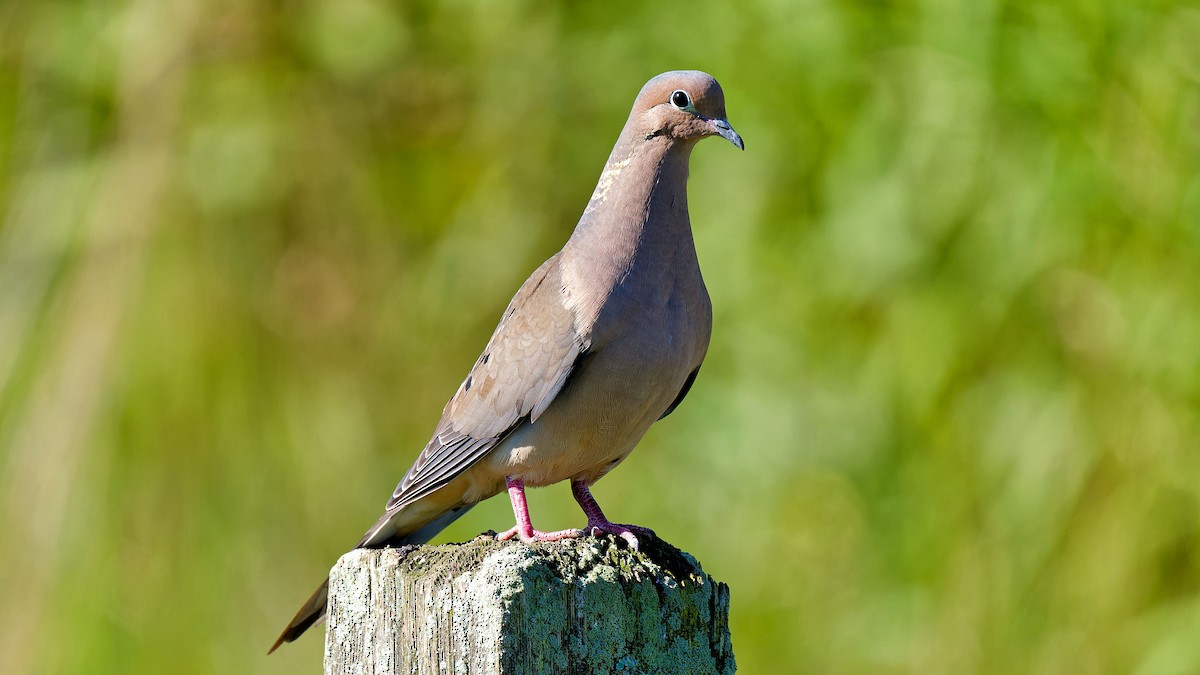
[{"left": 270, "top": 70, "right": 742, "bottom": 653}]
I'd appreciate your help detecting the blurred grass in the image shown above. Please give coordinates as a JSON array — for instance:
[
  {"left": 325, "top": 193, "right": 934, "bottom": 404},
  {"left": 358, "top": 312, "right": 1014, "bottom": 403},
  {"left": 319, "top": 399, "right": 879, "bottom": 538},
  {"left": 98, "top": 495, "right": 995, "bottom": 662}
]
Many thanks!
[{"left": 1, "top": 0, "right": 1199, "bottom": 672}]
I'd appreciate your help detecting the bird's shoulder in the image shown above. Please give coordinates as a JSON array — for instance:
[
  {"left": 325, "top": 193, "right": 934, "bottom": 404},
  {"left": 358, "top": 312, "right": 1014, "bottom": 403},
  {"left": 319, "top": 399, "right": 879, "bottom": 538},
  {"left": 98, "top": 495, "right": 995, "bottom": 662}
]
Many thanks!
[{"left": 441, "top": 251, "right": 587, "bottom": 429}]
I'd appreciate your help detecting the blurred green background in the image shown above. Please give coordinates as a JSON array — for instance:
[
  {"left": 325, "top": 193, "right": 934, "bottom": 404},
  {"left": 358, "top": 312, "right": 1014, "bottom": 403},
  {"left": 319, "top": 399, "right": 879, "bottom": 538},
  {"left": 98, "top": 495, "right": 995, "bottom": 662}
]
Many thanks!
[{"left": 1, "top": 0, "right": 1198, "bottom": 672}]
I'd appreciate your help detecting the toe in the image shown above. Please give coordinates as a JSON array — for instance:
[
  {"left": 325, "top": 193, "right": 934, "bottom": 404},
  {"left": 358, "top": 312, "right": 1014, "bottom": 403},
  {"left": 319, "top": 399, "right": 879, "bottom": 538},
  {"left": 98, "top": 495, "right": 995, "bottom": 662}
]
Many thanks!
[
  {"left": 501, "top": 528, "right": 585, "bottom": 545},
  {"left": 533, "top": 528, "right": 584, "bottom": 542}
]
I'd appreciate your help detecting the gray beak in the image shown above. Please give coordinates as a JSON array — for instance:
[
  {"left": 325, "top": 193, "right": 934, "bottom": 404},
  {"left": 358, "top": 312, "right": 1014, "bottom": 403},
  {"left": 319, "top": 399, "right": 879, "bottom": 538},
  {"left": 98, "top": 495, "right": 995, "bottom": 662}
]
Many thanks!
[{"left": 710, "top": 118, "right": 744, "bottom": 151}]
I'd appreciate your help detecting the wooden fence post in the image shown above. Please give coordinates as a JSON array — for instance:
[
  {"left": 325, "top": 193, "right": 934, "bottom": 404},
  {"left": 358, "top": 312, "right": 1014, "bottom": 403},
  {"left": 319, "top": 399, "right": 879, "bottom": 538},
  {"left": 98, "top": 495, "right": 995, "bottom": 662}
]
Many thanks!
[{"left": 323, "top": 534, "right": 735, "bottom": 674}]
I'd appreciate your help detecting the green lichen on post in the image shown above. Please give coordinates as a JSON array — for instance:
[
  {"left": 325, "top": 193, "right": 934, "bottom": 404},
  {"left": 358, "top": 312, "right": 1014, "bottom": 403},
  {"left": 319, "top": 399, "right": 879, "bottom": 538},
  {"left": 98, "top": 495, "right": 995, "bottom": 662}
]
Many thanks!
[{"left": 324, "top": 534, "right": 735, "bottom": 674}]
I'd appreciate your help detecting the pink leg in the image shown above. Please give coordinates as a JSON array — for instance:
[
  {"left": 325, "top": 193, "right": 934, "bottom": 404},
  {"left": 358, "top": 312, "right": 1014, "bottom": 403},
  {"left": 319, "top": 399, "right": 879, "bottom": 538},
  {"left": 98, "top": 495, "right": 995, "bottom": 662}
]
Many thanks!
[
  {"left": 496, "top": 476, "right": 584, "bottom": 544},
  {"left": 571, "top": 481, "right": 654, "bottom": 550}
]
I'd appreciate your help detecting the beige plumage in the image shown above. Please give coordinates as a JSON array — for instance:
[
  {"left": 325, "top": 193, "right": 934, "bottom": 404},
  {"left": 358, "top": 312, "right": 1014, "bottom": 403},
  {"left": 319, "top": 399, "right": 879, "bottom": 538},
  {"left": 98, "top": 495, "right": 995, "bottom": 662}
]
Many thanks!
[{"left": 270, "top": 70, "right": 742, "bottom": 653}]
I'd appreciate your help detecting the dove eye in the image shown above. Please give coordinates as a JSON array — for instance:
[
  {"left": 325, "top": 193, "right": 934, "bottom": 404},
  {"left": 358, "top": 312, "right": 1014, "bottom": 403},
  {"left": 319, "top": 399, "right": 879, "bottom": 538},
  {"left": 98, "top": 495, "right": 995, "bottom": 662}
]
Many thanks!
[{"left": 670, "top": 90, "right": 691, "bottom": 109}]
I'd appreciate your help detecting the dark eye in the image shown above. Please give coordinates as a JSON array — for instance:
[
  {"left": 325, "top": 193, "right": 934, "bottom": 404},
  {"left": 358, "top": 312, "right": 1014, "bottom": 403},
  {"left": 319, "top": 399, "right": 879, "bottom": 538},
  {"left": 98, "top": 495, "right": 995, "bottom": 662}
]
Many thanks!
[{"left": 670, "top": 90, "right": 691, "bottom": 109}]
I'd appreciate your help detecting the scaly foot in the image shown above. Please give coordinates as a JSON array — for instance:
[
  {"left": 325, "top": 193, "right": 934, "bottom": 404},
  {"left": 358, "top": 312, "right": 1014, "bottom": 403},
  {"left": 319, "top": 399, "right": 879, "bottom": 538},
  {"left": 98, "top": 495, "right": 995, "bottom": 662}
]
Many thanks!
[
  {"left": 583, "top": 519, "right": 654, "bottom": 550},
  {"left": 495, "top": 524, "right": 584, "bottom": 545},
  {"left": 499, "top": 476, "right": 586, "bottom": 545},
  {"left": 570, "top": 480, "right": 655, "bottom": 550},
  {"left": 499, "top": 476, "right": 656, "bottom": 549}
]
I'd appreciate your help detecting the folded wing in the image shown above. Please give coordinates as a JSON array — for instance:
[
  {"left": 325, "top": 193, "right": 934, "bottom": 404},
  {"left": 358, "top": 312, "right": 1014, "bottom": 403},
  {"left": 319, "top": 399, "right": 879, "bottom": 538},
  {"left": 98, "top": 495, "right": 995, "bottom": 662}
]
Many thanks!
[{"left": 358, "top": 253, "right": 586, "bottom": 546}]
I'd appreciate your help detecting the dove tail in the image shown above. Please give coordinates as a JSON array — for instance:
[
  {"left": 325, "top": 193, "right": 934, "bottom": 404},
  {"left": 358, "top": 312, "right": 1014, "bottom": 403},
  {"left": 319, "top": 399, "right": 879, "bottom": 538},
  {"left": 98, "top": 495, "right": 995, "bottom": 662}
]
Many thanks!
[
  {"left": 268, "top": 502, "right": 477, "bottom": 653},
  {"left": 268, "top": 578, "right": 328, "bottom": 654}
]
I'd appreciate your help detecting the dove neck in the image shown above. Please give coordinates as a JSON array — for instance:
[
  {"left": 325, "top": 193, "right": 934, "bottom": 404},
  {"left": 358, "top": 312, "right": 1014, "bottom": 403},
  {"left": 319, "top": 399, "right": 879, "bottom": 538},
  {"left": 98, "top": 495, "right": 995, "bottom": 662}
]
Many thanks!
[{"left": 569, "top": 134, "right": 697, "bottom": 259}]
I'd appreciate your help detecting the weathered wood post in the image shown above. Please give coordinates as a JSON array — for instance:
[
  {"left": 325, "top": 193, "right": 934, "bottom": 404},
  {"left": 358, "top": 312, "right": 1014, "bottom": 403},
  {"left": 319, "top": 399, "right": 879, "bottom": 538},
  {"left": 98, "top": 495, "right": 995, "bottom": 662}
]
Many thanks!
[{"left": 323, "top": 534, "right": 735, "bottom": 674}]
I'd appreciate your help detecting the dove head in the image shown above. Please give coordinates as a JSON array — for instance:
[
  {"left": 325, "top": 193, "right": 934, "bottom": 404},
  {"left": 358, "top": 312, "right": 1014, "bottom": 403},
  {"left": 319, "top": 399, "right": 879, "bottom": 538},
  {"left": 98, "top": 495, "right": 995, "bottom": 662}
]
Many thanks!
[{"left": 629, "top": 70, "right": 743, "bottom": 150}]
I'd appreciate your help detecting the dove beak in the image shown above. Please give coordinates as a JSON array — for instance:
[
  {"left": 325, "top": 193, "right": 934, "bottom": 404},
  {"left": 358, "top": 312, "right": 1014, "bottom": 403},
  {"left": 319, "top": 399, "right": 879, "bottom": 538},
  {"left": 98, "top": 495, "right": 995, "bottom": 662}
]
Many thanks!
[{"left": 709, "top": 118, "right": 744, "bottom": 151}]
